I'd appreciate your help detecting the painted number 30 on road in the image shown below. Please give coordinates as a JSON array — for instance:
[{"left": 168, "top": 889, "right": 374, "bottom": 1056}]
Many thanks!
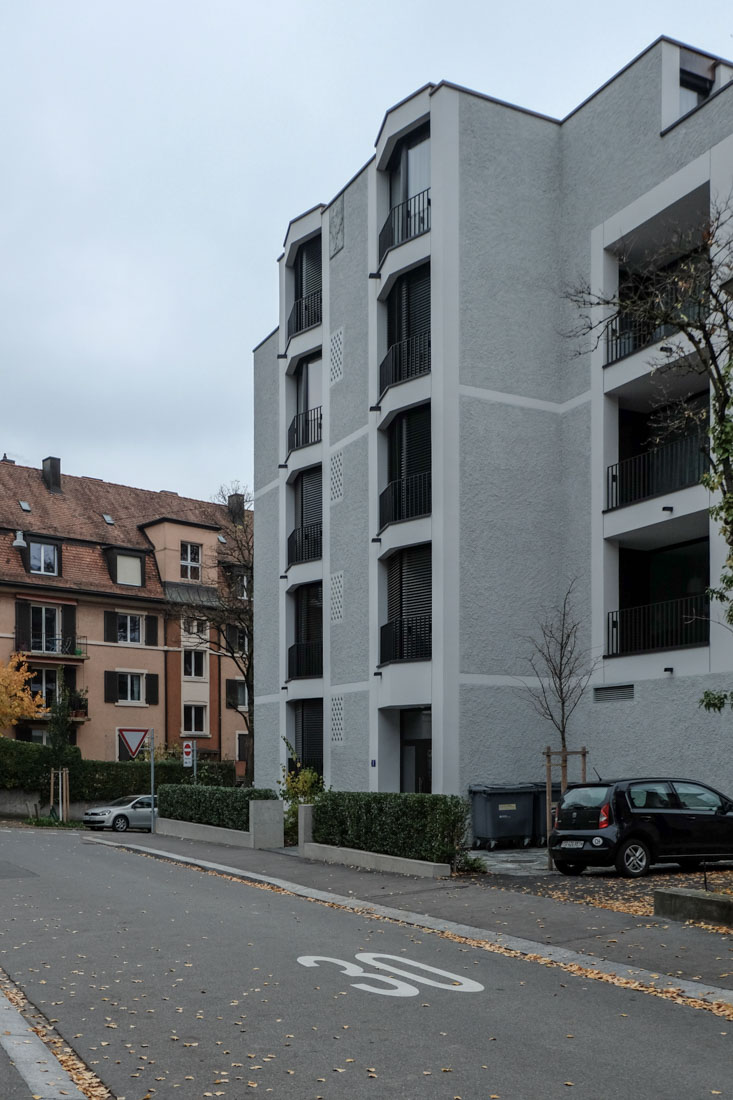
[{"left": 296, "top": 952, "right": 485, "bottom": 997}]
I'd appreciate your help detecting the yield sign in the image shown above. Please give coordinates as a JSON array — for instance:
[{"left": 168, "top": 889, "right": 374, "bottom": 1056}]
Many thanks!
[{"left": 118, "top": 728, "right": 150, "bottom": 759}]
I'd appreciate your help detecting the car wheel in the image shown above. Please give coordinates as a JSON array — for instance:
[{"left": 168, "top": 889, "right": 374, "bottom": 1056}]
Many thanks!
[
  {"left": 111, "top": 815, "right": 129, "bottom": 833},
  {"left": 553, "top": 859, "right": 584, "bottom": 876},
  {"left": 615, "top": 838, "right": 651, "bottom": 878}
]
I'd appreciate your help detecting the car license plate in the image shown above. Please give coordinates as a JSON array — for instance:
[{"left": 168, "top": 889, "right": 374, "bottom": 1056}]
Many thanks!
[{"left": 561, "top": 840, "right": 584, "bottom": 849}]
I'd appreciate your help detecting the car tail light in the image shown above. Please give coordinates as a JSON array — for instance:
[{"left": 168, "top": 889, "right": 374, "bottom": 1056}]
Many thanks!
[{"left": 598, "top": 802, "right": 611, "bottom": 829}]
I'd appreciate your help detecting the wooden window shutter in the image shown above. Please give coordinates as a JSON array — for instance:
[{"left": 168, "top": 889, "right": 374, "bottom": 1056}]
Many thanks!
[
  {"left": 225, "top": 679, "right": 238, "bottom": 709},
  {"left": 226, "top": 623, "right": 239, "bottom": 652},
  {"left": 61, "top": 605, "right": 76, "bottom": 652},
  {"left": 104, "top": 671, "right": 118, "bottom": 703},
  {"left": 15, "top": 602, "right": 31, "bottom": 651},
  {"left": 62, "top": 666, "right": 77, "bottom": 694},
  {"left": 56, "top": 542, "right": 63, "bottom": 576},
  {"left": 104, "top": 611, "right": 118, "bottom": 643},
  {"left": 146, "top": 674, "right": 159, "bottom": 706},
  {"left": 145, "top": 615, "right": 158, "bottom": 647}
]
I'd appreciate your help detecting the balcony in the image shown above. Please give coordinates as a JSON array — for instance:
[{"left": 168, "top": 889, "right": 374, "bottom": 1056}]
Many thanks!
[
  {"left": 606, "top": 594, "right": 708, "bottom": 656},
  {"left": 378, "top": 188, "right": 431, "bottom": 263},
  {"left": 287, "top": 290, "right": 322, "bottom": 339},
  {"left": 606, "top": 433, "right": 709, "bottom": 509},
  {"left": 15, "top": 633, "right": 88, "bottom": 658},
  {"left": 604, "top": 295, "right": 704, "bottom": 366},
  {"left": 379, "top": 332, "right": 431, "bottom": 396},
  {"left": 287, "top": 523, "right": 322, "bottom": 566},
  {"left": 379, "top": 471, "right": 431, "bottom": 530},
  {"left": 288, "top": 407, "right": 322, "bottom": 453},
  {"left": 287, "top": 641, "right": 323, "bottom": 679},
  {"left": 380, "top": 615, "right": 432, "bottom": 663}
]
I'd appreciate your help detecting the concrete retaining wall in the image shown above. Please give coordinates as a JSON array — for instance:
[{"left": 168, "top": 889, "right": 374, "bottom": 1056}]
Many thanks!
[
  {"left": 157, "top": 800, "right": 284, "bottom": 850},
  {"left": 654, "top": 887, "right": 733, "bottom": 928}
]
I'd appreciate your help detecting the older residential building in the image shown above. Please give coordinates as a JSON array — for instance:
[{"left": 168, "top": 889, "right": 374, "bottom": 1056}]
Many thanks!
[
  {"left": 0, "top": 456, "right": 251, "bottom": 777},
  {"left": 254, "top": 38, "right": 733, "bottom": 795}
]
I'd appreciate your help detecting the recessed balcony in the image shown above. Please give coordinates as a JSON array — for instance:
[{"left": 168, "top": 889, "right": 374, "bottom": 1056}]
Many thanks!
[
  {"left": 287, "top": 407, "right": 322, "bottom": 453},
  {"left": 287, "top": 523, "right": 322, "bottom": 566},
  {"left": 287, "top": 290, "right": 322, "bottom": 339},
  {"left": 606, "top": 594, "right": 708, "bottom": 656},
  {"left": 606, "top": 432, "right": 708, "bottom": 509},
  {"left": 15, "top": 633, "right": 88, "bottom": 659},
  {"left": 378, "top": 188, "right": 431, "bottom": 264},
  {"left": 379, "top": 332, "right": 431, "bottom": 396},
  {"left": 379, "top": 471, "right": 431, "bottom": 530},
  {"left": 380, "top": 615, "right": 432, "bottom": 663},
  {"left": 287, "top": 642, "right": 323, "bottom": 679}
]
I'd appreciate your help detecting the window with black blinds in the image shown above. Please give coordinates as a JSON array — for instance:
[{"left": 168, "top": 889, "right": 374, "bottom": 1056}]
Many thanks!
[
  {"left": 387, "top": 545, "right": 431, "bottom": 620},
  {"left": 294, "top": 699, "right": 323, "bottom": 775},
  {"left": 388, "top": 264, "right": 430, "bottom": 346},
  {"left": 388, "top": 405, "right": 431, "bottom": 480},
  {"left": 294, "top": 467, "right": 322, "bottom": 528},
  {"left": 295, "top": 583, "right": 323, "bottom": 643},
  {"left": 294, "top": 236, "right": 322, "bottom": 299}
]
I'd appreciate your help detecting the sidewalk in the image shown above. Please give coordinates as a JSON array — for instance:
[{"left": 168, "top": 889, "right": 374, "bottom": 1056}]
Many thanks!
[{"left": 86, "top": 830, "right": 733, "bottom": 1007}]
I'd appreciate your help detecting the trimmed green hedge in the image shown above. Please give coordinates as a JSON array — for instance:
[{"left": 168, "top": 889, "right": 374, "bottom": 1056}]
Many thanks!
[
  {"left": 157, "top": 784, "right": 278, "bottom": 831},
  {"left": 0, "top": 739, "right": 236, "bottom": 802},
  {"left": 312, "top": 791, "right": 469, "bottom": 865}
]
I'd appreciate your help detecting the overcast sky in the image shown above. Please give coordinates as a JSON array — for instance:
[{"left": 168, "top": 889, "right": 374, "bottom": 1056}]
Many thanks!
[{"left": 1, "top": 1, "right": 731, "bottom": 502}]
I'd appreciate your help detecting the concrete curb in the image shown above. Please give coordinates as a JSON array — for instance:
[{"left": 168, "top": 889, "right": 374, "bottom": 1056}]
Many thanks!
[{"left": 654, "top": 886, "right": 733, "bottom": 927}]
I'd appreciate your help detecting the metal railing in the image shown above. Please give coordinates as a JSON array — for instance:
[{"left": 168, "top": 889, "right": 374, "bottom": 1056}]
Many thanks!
[
  {"left": 15, "top": 633, "right": 88, "bottom": 657},
  {"left": 287, "top": 406, "right": 322, "bottom": 452},
  {"left": 287, "top": 523, "right": 322, "bottom": 566},
  {"left": 287, "top": 641, "right": 323, "bottom": 679},
  {"left": 287, "top": 289, "right": 322, "bottom": 338},
  {"left": 605, "top": 294, "right": 705, "bottom": 366},
  {"left": 606, "top": 433, "right": 709, "bottom": 509},
  {"left": 378, "top": 188, "right": 431, "bottom": 262},
  {"left": 379, "top": 331, "right": 431, "bottom": 396},
  {"left": 379, "top": 471, "right": 431, "bottom": 529},
  {"left": 380, "top": 615, "right": 432, "bottom": 663},
  {"left": 606, "top": 594, "right": 708, "bottom": 656}
]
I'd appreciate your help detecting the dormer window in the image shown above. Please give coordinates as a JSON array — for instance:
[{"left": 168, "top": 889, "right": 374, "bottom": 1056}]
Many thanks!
[
  {"left": 104, "top": 548, "right": 145, "bottom": 587},
  {"left": 29, "top": 541, "right": 59, "bottom": 576},
  {"left": 180, "top": 541, "right": 202, "bottom": 581}
]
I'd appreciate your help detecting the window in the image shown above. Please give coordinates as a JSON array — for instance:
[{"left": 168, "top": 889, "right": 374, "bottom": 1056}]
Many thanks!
[
  {"left": 116, "top": 554, "right": 142, "bottom": 586},
  {"left": 180, "top": 542, "right": 201, "bottom": 581},
  {"left": 679, "top": 68, "right": 713, "bottom": 116},
  {"left": 183, "top": 649, "right": 206, "bottom": 678},
  {"left": 226, "top": 679, "right": 248, "bottom": 709},
  {"left": 183, "top": 617, "right": 207, "bottom": 636},
  {"left": 236, "top": 732, "right": 249, "bottom": 762},
  {"left": 30, "top": 668, "right": 57, "bottom": 707},
  {"left": 31, "top": 605, "right": 59, "bottom": 652},
  {"left": 628, "top": 782, "right": 674, "bottom": 810},
  {"left": 117, "top": 672, "right": 142, "bottom": 702},
  {"left": 117, "top": 614, "right": 141, "bottom": 644},
  {"left": 672, "top": 781, "right": 723, "bottom": 812},
  {"left": 184, "top": 704, "right": 206, "bottom": 734},
  {"left": 30, "top": 542, "right": 58, "bottom": 575}
]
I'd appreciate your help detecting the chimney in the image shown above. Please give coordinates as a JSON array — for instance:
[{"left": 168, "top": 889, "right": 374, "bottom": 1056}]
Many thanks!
[
  {"left": 228, "top": 492, "right": 245, "bottom": 523},
  {"left": 1, "top": 453, "right": 15, "bottom": 464},
  {"left": 42, "top": 456, "right": 61, "bottom": 492}
]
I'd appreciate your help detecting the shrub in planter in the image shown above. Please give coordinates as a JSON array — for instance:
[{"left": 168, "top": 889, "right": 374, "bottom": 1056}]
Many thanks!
[
  {"left": 157, "top": 784, "right": 277, "bottom": 831},
  {"left": 312, "top": 791, "right": 469, "bottom": 866}
]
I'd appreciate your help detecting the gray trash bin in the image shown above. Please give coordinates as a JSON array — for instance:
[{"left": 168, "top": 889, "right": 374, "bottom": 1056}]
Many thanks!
[
  {"left": 532, "top": 783, "right": 562, "bottom": 847},
  {"left": 468, "top": 784, "right": 536, "bottom": 849}
]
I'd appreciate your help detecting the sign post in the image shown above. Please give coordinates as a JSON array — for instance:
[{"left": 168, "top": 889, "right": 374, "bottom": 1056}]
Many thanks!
[
  {"left": 117, "top": 728, "right": 154, "bottom": 832},
  {"left": 182, "top": 741, "right": 193, "bottom": 768},
  {"left": 150, "top": 728, "right": 155, "bottom": 834}
]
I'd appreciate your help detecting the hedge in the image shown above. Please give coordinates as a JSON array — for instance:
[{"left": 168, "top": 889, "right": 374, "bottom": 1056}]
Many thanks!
[
  {"left": 0, "top": 738, "right": 236, "bottom": 802},
  {"left": 312, "top": 791, "right": 469, "bottom": 865},
  {"left": 157, "top": 784, "right": 278, "bottom": 831}
]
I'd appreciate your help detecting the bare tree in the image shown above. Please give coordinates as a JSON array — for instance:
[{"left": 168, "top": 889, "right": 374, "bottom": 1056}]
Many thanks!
[
  {"left": 566, "top": 197, "right": 733, "bottom": 710},
  {"left": 166, "top": 483, "right": 254, "bottom": 778},
  {"left": 522, "top": 580, "right": 597, "bottom": 789}
]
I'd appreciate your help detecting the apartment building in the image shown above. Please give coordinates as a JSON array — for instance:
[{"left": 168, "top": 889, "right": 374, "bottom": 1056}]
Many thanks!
[
  {"left": 253, "top": 37, "right": 733, "bottom": 795},
  {"left": 0, "top": 456, "right": 251, "bottom": 776}
]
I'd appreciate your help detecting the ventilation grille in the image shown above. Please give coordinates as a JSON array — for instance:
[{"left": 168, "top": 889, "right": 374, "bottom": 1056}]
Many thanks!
[
  {"left": 330, "top": 327, "right": 344, "bottom": 384},
  {"left": 330, "top": 572, "right": 344, "bottom": 623},
  {"left": 594, "top": 684, "right": 634, "bottom": 702},
  {"left": 330, "top": 450, "right": 344, "bottom": 503},
  {"left": 331, "top": 695, "right": 344, "bottom": 743}
]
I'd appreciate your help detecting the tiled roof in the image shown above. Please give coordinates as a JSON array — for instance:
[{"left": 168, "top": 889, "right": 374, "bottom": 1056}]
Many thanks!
[{"left": 0, "top": 461, "right": 229, "bottom": 548}]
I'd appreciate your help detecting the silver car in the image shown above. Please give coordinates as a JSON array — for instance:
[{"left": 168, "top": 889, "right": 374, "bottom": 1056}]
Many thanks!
[{"left": 83, "top": 795, "right": 157, "bottom": 833}]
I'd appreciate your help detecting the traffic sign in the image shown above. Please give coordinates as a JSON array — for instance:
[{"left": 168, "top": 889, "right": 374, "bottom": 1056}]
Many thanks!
[
  {"left": 182, "top": 741, "right": 193, "bottom": 767},
  {"left": 118, "top": 727, "right": 150, "bottom": 759}
]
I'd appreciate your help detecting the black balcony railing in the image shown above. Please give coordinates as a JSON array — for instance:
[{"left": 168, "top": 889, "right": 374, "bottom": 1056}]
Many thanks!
[
  {"left": 379, "top": 471, "right": 431, "bottom": 529},
  {"left": 287, "top": 406, "right": 322, "bottom": 452},
  {"left": 605, "top": 293, "right": 705, "bottom": 366},
  {"left": 379, "top": 331, "right": 431, "bottom": 396},
  {"left": 287, "top": 641, "right": 323, "bottom": 679},
  {"left": 606, "top": 432, "right": 709, "bottom": 509},
  {"left": 287, "top": 289, "right": 322, "bottom": 338},
  {"left": 378, "top": 188, "right": 431, "bottom": 262},
  {"left": 15, "top": 633, "right": 88, "bottom": 657},
  {"left": 380, "top": 615, "right": 432, "bottom": 663},
  {"left": 287, "top": 523, "right": 322, "bottom": 566},
  {"left": 606, "top": 594, "right": 709, "bottom": 656}
]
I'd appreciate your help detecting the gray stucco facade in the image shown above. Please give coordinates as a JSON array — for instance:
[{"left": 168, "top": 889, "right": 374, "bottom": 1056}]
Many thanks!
[{"left": 253, "top": 38, "right": 733, "bottom": 797}]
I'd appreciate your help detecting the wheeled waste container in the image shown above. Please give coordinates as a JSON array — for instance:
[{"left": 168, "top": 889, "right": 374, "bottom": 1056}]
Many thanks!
[
  {"left": 468, "top": 784, "right": 536, "bottom": 849},
  {"left": 532, "top": 783, "right": 562, "bottom": 847}
]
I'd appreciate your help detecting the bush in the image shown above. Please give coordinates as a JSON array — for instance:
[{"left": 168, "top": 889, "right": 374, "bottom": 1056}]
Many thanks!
[
  {"left": 312, "top": 791, "right": 469, "bottom": 866},
  {"left": 157, "top": 784, "right": 277, "bottom": 830},
  {"left": 0, "top": 739, "right": 80, "bottom": 792}
]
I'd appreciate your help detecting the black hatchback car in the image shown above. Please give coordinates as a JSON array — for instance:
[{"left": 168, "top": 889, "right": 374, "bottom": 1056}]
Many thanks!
[{"left": 549, "top": 778, "right": 733, "bottom": 877}]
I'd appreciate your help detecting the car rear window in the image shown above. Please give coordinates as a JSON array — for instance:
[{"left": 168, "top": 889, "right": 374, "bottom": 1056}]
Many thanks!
[{"left": 557, "top": 786, "right": 610, "bottom": 829}]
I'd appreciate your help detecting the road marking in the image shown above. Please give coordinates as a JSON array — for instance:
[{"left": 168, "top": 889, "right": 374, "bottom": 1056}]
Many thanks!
[
  {"left": 297, "top": 953, "right": 484, "bottom": 996},
  {"left": 0, "top": 993, "right": 86, "bottom": 1099}
]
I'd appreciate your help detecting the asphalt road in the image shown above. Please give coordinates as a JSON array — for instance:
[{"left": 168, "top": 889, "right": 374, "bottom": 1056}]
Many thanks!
[{"left": 0, "top": 828, "right": 731, "bottom": 1100}]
